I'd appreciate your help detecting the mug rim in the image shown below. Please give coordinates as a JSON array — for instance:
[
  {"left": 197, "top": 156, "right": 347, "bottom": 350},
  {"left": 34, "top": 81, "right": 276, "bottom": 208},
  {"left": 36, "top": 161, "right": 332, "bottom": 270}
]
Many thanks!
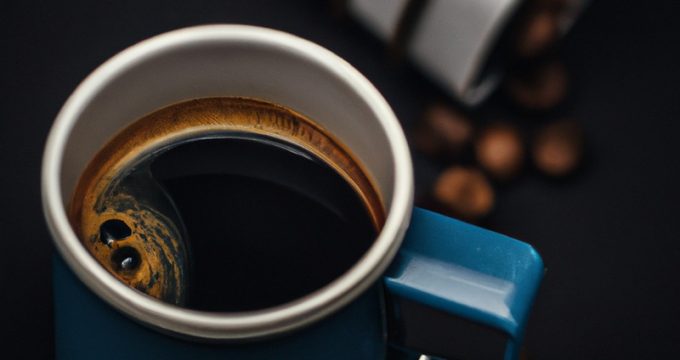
[{"left": 42, "top": 24, "right": 414, "bottom": 340}]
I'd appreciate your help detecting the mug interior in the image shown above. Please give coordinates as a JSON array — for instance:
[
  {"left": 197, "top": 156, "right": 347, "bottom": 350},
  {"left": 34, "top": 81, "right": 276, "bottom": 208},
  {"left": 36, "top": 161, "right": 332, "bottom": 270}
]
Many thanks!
[
  {"left": 43, "top": 25, "right": 413, "bottom": 339},
  {"left": 59, "top": 28, "right": 398, "bottom": 209}
]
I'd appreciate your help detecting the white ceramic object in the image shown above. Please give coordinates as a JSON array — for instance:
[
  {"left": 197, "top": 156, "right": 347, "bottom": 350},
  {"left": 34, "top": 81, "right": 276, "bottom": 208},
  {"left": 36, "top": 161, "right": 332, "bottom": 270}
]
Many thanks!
[{"left": 349, "top": 0, "right": 588, "bottom": 105}]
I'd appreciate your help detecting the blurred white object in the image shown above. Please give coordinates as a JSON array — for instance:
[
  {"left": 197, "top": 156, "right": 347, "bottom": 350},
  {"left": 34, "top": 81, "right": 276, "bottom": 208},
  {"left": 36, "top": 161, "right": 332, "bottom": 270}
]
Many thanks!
[
  {"left": 349, "top": 0, "right": 410, "bottom": 41},
  {"left": 348, "top": 0, "right": 586, "bottom": 106}
]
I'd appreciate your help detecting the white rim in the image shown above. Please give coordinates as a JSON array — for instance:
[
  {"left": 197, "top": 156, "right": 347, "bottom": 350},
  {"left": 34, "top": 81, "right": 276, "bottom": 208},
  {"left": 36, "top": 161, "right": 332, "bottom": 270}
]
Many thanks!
[{"left": 42, "top": 25, "right": 414, "bottom": 339}]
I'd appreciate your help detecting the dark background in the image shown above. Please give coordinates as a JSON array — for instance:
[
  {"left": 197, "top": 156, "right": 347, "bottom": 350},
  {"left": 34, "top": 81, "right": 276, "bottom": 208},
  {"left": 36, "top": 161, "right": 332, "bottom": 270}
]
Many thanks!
[{"left": 2, "top": 1, "right": 679, "bottom": 358}]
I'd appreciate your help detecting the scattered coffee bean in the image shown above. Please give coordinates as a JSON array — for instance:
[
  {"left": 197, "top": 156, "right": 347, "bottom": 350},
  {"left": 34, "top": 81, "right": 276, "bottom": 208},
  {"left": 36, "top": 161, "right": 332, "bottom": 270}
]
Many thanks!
[
  {"left": 412, "top": 103, "right": 473, "bottom": 157},
  {"left": 433, "top": 166, "right": 494, "bottom": 220},
  {"left": 514, "top": 6, "right": 560, "bottom": 58},
  {"left": 475, "top": 122, "right": 525, "bottom": 180},
  {"left": 532, "top": 119, "right": 583, "bottom": 176},
  {"left": 506, "top": 60, "right": 568, "bottom": 110}
]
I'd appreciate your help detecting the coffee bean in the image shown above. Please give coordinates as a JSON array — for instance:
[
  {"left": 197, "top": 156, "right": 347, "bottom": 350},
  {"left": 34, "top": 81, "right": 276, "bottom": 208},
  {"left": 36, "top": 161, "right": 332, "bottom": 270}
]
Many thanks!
[
  {"left": 514, "top": 7, "right": 560, "bottom": 58},
  {"left": 433, "top": 167, "right": 494, "bottom": 220},
  {"left": 412, "top": 104, "right": 473, "bottom": 157},
  {"left": 506, "top": 60, "right": 568, "bottom": 110},
  {"left": 475, "top": 122, "right": 525, "bottom": 180},
  {"left": 532, "top": 119, "right": 583, "bottom": 176}
]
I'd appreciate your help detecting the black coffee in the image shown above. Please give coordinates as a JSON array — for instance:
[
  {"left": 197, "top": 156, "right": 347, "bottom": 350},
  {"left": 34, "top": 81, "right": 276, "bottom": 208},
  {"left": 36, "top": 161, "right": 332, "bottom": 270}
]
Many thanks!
[
  {"left": 71, "top": 97, "right": 383, "bottom": 311},
  {"left": 151, "top": 136, "right": 376, "bottom": 311}
]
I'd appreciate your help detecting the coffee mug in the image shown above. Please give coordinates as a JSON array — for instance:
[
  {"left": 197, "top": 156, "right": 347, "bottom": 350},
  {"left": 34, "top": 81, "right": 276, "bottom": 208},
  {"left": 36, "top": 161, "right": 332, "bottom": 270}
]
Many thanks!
[{"left": 42, "top": 25, "right": 543, "bottom": 360}]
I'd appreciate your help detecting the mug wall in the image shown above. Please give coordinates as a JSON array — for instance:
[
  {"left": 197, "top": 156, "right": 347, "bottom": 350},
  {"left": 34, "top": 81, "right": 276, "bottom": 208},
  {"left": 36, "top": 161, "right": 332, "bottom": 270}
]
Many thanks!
[{"left": 58, "top": 27, "right": 403, "bottom": 210}]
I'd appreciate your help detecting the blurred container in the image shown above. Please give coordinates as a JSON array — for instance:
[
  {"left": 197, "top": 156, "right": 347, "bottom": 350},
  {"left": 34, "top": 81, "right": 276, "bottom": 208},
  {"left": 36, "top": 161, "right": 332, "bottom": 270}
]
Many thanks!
[{"left": 347, "top": 0, "right": 587, "bottom": 105}]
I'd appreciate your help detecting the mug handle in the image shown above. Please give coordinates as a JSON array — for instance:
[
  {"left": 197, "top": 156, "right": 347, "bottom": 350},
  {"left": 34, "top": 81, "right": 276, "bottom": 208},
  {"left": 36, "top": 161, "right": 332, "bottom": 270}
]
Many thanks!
[{"left": 383, "top": 208, "right": 544, "bottom": 360}]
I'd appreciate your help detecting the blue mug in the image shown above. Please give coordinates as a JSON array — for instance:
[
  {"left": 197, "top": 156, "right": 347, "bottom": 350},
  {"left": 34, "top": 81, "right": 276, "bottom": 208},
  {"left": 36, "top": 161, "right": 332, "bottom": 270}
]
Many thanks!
[{"left": 43, "top": 26, "right": 543, "bottom": 360}]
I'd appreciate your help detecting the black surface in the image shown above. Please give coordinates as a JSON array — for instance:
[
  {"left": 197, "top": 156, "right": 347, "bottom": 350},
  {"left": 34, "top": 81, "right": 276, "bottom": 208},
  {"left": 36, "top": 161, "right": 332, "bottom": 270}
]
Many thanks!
[
  {"left": 1, "top": 1, "right": 680, "bottom": 358},
  {"left": 388, "top": 296, "right": 508, "bottom": 360}
]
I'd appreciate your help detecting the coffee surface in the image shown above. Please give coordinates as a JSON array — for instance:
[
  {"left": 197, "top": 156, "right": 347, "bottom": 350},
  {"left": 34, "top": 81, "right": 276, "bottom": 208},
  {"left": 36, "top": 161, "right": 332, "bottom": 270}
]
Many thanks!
[
  {"left": 155, "top": 136, "right": 376, "bottom": 311},
  {"left": 70, "top": 97, "right": 383, "bottom": 310}
]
